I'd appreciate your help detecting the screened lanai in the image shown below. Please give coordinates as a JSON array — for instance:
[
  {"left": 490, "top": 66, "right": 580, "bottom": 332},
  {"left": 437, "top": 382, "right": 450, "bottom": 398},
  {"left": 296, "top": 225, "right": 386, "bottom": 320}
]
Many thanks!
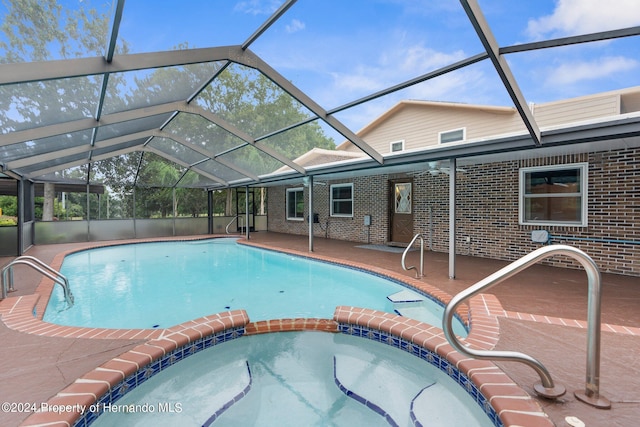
[{"left": 1, "top": 0, "right": 640, "bottom": 256}]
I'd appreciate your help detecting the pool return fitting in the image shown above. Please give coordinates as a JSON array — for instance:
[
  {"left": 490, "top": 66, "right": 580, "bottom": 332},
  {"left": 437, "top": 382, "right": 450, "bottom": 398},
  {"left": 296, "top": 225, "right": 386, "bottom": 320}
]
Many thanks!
[{"left": 443, "top": 244, "right": 611, "bottom": 409}]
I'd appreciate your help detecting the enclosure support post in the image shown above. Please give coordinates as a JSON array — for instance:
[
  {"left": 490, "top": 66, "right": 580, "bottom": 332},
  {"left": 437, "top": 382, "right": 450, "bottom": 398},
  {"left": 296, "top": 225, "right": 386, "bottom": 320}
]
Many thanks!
[
  {"left": 17, "top": 179, "right": 24, "bottom": 256},
  {"left": 207, "top": 190, "right": 213, "bottom": 234},
  {"left": 308, "top": 176, "right": 314, "bottom": 252},
  {"left": 245, "top": 185, "right": 250, "bottom": 240},
  {"left": 448, "top": 157, "right": 457, "bottom": 279},
  {"left": 172, "top": 188, "right": 176, "bottom": 236},
  {"left": 132, "top": 187, "right": 137, "bottom": 238},
  {"left": 86, "top": 184, "right": 91, "bottom": 241}
]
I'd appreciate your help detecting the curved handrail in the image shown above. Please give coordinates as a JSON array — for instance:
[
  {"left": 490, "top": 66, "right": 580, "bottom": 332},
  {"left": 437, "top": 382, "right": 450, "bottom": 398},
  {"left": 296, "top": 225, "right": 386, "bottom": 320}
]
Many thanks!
[
  {"left": 443, "top": 244, "right": 610, "bottom": 407},
  {"left": 225, "top": 215, "right": 244, "bottom": 234},
  {"left": 401, "top": 233, "right": 424, "bottom": 278},
  {"left": 1, "top": 257, "right": 74, "bottom": 308}
]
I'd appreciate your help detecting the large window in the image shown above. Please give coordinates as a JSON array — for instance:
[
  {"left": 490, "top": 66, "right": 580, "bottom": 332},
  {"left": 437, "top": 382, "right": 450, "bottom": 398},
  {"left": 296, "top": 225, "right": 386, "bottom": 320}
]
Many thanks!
[
  {"left": 519, "top": 163, "right": 588, "bottom": 226},
  {"left": 330, "top": 183, "right": 353, "bottom": 217},
  {"left": 286, "top": 187, "right": 304, "bottom": 220}
]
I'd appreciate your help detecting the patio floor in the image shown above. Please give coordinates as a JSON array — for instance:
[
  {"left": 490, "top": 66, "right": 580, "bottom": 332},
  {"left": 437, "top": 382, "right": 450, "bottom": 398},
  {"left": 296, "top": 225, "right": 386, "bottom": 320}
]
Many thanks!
[{"left": 1, "top": 232, "right": 639, "bottom": 426}]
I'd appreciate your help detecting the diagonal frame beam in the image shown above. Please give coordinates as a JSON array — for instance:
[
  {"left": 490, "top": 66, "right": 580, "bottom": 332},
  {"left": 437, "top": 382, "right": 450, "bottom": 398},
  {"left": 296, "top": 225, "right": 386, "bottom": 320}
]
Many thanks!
[
  {"left": 229, "top": 48, "right": 384, "bottom": 164},
  {"left": 0, "top": 100, "right": 307, "bottom": 175},
  {"left": 459, "top": 0, "right": 541, "bottom": 146}
]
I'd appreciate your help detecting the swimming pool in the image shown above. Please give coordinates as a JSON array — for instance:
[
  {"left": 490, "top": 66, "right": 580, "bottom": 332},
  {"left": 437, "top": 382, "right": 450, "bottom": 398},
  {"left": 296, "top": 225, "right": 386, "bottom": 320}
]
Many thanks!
[
  {"left": 90, "top": 331, "right": 495, "bottom": 427},
  {"left": 43, "top": 239, "right": 466, "bottom": 335}
]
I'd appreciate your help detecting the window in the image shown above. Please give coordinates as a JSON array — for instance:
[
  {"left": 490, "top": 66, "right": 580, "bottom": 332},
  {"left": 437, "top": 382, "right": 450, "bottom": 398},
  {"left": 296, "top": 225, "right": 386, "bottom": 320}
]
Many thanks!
[
  {"left": 330, "top": 183, "right": 353, "bottom": 217},
  {"left": 286, "top": 188, "right": 304, "bottom": 220},
  {"left": 394, "top": 182, "right": 411, "bottom": 214},
  {"left": 519, "top": 163, "right": 588, "bottom": 226},
  {"left": 439, "top": 128, "right": 465, "bottom": 144},
  {"left": 390, "top": 140, "right": 405, "bottom": 152}
]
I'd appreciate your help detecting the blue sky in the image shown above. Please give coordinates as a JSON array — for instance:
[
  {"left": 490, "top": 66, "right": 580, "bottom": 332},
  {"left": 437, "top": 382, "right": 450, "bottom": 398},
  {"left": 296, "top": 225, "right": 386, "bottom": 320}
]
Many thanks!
[
  {"left": 115, "top": 0, "right": 640, "bottom": 133},
  {"left": 2, "top": 0, "right": 639, "bottom": 135}
]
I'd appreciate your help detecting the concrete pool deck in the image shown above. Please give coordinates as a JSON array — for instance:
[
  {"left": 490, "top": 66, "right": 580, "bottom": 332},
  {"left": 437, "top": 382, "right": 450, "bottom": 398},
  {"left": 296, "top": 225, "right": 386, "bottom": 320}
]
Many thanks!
[{"left": 1, "top": 232, "right": 639, "bottom": 426}]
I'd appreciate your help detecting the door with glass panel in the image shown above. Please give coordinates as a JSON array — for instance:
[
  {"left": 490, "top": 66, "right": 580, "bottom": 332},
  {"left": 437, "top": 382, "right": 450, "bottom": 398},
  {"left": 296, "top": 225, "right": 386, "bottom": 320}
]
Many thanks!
[
  {"left": 235, "top": 188, "right": 255, "bottom": 232},
  {"left": 389, "top": 179, "right": 413, "bottom": 244}
]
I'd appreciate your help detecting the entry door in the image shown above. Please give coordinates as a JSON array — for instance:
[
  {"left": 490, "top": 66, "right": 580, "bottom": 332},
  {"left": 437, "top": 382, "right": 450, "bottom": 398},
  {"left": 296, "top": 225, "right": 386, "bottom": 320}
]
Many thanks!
[
  {"left": 235, "top": 189, "right": 255, "bottom": 231},
  {"left": 389, "top": 180, "right": 413, "bottom": 244}
]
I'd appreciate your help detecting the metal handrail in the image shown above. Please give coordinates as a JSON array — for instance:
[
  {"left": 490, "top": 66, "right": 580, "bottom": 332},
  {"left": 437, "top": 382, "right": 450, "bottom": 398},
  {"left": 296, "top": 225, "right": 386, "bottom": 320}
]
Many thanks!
[
  {"left": 224, "top": 215, "right": 244, "bottom": 234},
  {"left": 443, "top": 244, "right": 610, "bottom": 408},
  {"left": 1, "top": 256, "right": 74, "bottom": 308},
  {"left": 401, "top": 233, "right": 424, "bottom": 278}
]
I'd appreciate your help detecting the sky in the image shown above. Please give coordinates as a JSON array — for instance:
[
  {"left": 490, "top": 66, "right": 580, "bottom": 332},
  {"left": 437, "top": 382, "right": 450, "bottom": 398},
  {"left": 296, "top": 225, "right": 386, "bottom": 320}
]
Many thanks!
[
  {"left": 115, "top": 0, "right": 640, "bottom": 135},
  {"left": 2, "top": 0, "right": 640, "bottom": 138}
]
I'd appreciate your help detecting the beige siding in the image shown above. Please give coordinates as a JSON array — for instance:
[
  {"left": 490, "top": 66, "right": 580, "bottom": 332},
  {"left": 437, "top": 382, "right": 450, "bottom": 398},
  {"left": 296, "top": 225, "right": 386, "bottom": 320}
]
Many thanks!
[
  {"left": 621, "top": 91, "right": 640, "bottom": 113},
  {"left": 360, "top": 104, "right": 524, "bottom": 154},
  {"left": 534, "top": 94, "right": 621, "bottom": 128},
  {"left": 338, "top": 87, "right": 640, "bottom": 156}
]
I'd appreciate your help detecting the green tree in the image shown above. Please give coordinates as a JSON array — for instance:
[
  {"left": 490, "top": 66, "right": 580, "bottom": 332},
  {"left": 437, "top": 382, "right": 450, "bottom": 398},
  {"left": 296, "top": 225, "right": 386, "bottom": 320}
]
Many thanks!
[
  {"left": 0, "top": 195, "right": 17, "bottom": 216},
  {"left": 1, "top": 1, "right": 334, "bottom": 220}
]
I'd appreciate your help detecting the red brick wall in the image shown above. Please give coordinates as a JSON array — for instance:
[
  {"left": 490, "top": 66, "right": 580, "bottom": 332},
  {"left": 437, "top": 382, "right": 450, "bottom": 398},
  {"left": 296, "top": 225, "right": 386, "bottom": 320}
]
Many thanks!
[{"left": 268, "top": 147, "right": 640, "bottom": 276}]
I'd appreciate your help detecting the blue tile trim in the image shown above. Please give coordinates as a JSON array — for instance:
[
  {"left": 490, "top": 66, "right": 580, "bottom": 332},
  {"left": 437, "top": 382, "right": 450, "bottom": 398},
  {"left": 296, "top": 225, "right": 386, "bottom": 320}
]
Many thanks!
[
  {"left": 333, "top": 356, "right": 400, "bottom": 427},
  {"left": 73, "top": 327, "right": 246, "bottom": 427},
  {"left": 410, "top": 383, "right": 436, "bottom": 427},
  {"left": 337, "top": 323, "right": 504, "bottom": 427},
  {"left": 202, "top": 361, "right": 252, "bottom": 427}
]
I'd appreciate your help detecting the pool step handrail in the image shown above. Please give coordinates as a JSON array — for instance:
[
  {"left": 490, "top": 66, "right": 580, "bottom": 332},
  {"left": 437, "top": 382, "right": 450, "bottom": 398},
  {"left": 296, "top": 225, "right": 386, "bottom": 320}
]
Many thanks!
[
  {"left": 225, "top": 215, "right": 245, "bottom": 234},
  {"left": 442, "top": 244, "right": 611, "bottom": 408},
  {"left": 401, "top": 233, "right": 425, "bottom": 278},
  {"left": 1, "top": 256, "right": 74, "bottom": 308}
]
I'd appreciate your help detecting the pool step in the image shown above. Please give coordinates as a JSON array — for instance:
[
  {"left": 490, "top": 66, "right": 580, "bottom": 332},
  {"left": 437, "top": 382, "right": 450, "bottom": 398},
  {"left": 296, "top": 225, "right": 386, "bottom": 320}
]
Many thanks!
[
  {"left": 387, "top": 289, "right": 426, "bottom": 304},
  {"left": 334, "top": 354, "right": 428, "bottom": 426},
  {"left": 388, "top": 290, "right": 445, "bottom": 327},
  {"left": 411, "top": 381, "right": 482, "bottom": 426},
  {"left": 202, "top": 360, "right": 252, "bottom": 426}
]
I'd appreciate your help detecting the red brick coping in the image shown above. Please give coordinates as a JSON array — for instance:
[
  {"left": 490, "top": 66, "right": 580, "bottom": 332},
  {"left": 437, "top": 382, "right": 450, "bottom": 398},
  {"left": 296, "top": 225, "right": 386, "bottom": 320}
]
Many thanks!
[
  {"left": 0, "top": 236, "right": 558, "bottom": 426},
  {"left": 18, "top": 305, "right": 552, "bottom": 427}
]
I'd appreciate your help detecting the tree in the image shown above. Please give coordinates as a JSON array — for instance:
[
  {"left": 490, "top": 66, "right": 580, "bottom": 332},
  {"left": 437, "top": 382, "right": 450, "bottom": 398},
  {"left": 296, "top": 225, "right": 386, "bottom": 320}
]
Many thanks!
[
  {"left": 0, "top": 1, "right": 335, "bottom": 220},
  {"left": 0, "top": 196, "right": 17, "bottom": 217}
]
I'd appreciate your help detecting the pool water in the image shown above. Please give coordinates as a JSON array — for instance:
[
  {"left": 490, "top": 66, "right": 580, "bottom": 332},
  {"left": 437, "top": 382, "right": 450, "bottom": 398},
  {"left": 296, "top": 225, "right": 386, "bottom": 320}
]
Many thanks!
[
  {"left": 90, "top": 331, "right": 494, "bottom": 427},
  {"left": 44, "top": 239, "right": 466, "bottom": 335}
]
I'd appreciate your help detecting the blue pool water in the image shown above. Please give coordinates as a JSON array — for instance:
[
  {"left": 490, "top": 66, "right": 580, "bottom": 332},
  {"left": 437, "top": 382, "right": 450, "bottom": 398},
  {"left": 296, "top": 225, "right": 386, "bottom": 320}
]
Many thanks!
[
  {"left": 90, "top": 331, "right": 494, "bottom": 427},
  {"left": 44, "top": 239, "right": 466, "bottom": 334}
]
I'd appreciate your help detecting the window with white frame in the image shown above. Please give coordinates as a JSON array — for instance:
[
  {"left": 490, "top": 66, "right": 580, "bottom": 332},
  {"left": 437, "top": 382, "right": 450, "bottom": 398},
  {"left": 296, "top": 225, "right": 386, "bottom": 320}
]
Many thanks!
[
  {"left": 330, "top": 183, "right": 354, "bottom": 217},
  {"left": 286, "top": 187, "right": 304, "bottom": 220},
  {"left": 439, "top": 128, "right": 465, "bottom": 144},
  {"left": 519, "top": 163, "right": 588, "bottom": 226},
  {"left": 390, "top": 140, "right": 405, "bottom": 153}
]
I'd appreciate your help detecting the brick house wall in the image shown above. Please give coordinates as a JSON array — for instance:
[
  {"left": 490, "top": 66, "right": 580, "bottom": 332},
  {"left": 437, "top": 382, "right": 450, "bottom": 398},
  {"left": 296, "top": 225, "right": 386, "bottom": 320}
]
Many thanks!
[{"left": 268, "top": 147, "right": 640, "bottom": 276}]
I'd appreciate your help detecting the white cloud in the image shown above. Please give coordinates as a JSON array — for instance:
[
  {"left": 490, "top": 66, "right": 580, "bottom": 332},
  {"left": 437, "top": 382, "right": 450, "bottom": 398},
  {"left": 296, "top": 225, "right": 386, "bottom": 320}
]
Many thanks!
[
  {"left": 285, "top": 19, "right": 305, "bottom": 34},
  {"left": 545, "top": 56, "right": 638, "bottom": 86},
  {"left": 527, "top": 0, "right": 640, "bottom": 39},
  {"left": 329, "top": 44, "right": 466, "bottom": 97},
  {"left": 234, "top": 0, "right": 280, "bottom": 16}
]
